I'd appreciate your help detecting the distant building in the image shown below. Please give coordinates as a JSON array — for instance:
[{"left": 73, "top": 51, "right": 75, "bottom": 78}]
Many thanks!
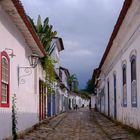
[{"left": 47, "top": 37, "right": 64, "bottom": 116}]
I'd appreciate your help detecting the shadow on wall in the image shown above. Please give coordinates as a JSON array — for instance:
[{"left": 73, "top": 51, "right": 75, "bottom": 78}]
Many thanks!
[{"left": 0, "top": 8, "right": 30, "bottom": 57}]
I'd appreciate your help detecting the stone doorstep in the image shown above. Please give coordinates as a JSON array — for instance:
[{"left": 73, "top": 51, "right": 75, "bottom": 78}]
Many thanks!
[{"left": 3, "top": 112, "right": 66, "bottom": 140}]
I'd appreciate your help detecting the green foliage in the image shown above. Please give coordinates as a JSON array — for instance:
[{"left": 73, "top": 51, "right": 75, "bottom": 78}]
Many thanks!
[
  {"left": 27, "top": 16, "right": 37, "bottom": 32},
  {"left": 67, "top": 74, "right": 79, "bottom": 92},
  {"left": 73, "top": 81, "right": 78, "bottom": 93},
  {"left": 12, "top": 94, "right": 18, "bottom": 140},
  {"left": 85, "top": 79, "right": 94, "bottom": 94},
  {"left": 28, "top": 15, "right": 57, "bottom": 54},
  {"left": 28, "top": 15, "right": 57, "bottom": 94},
  {"left": 79, "top": 91, "right": 90, "bottom": 99},
  {"left": 36, "top": 15, "right": 42, "bottom": 33},
  {"left": 67, "top": 74, "right": 77, "bottom": 84},
  {"left": 41, "top": 56, "right": 57, "bottom": 94}
]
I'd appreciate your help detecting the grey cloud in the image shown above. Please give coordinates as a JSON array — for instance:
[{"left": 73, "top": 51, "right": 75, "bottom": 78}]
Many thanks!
[{"left": 21, "top": 0, "right": 124, "bottom": 89}]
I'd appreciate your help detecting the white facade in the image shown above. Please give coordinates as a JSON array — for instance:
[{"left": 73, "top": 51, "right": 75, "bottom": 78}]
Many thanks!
[
  {"left": 61, "top": 70, "right": 70, "bottom": 90},
  {"left": 59, "top": 67, "right": 70, "bottom": 112},
  {"left": 0, "top": 1, "right": 46, "bottom": 139},
  {"left": 68, "top": 93, "right": 76, "bottom": 110},
  {"left": 75, "top": 96, "right": 82, "bottom": 108},
  {"left": 51, "top": 38, "right": 62, "bottom": 73},
  {"left": 91, "top": 95, "right": 96, "bottom": 108},
  {"left": 96, "top": 0, "right": 140, "bottom": 129},
  {"left": 49, "top": 38, "right": 66, "bottom": 115}
]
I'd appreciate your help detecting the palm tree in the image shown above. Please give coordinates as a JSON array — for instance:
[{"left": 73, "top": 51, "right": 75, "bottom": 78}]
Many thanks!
[
  {"left": 28, "top": 15, "right": 57, "bottom": 55},
  {"left": 28, "top": 15, "right": 57, "bottom": 94},
  {"left": 67, "top": 74, "right": 78, "bottom": 92}
]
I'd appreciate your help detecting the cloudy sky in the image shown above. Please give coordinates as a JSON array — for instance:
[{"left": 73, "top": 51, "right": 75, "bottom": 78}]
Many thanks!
[{"left": 21, "top": 0, "right": 124, "bottom": 89}]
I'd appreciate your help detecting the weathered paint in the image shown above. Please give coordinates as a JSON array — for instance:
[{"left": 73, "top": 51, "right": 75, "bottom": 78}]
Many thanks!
[
  {"left": 0, "top": 6, "right": 46, "bottom": 139},
  {"left": 96, "top": 0, "right": 140, "bottom": 129}
]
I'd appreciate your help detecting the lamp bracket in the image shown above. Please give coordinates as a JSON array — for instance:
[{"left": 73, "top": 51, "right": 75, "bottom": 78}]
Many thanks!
[
  {"left": 5, "top": 48, "right": 16, "bottom": 58},
  {"left": 17, "top": 66, "right": 33, "bottom": 85}
]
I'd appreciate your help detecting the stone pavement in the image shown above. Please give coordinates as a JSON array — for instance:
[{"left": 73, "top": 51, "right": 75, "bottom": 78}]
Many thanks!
[{"left": 18, "top": 108, "right": 140, "bottom": 140}]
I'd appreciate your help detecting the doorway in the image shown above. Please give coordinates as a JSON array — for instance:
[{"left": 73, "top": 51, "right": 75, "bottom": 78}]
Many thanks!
[
  {"left": 113, "top": 74, "right": 117, "bottom": 119},
  {"left": 107, "top": 80, "right": 110, "bottom": 116},
  {"left": 39, "top": 80, "right": 46, "bottom": 121}
]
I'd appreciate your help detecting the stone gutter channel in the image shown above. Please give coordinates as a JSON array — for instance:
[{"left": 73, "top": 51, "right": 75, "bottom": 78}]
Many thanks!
[{"left": 91, "top": 111, "right": 137, "bottom": 140}]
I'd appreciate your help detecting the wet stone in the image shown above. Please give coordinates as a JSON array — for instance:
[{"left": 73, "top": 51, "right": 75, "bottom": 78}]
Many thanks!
[{"left": 18, "top": 108, "right": 138, "bottom": 140}]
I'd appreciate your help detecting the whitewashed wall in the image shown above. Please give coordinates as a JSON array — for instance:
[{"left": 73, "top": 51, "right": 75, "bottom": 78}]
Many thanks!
[
  {"left": 0, "top": 6, "right": 44, "bottom": 139},
  {"left": 51, "top": 39, "right": 61, "bottom": 74},
  {"left": 61, "top": 70, "right": 69, "bottom": 90},
  {"left": 100, "top": 0, "right": 140, "bottom": 129},
  {"left": 91, "top": 95, "right": 96, "bottom": 108},
  {"left": 75, "top": 96, "right": 82, "bottom": 108},
  {"left": 68, "top": 94, "right": 76, "bottom": 109}
]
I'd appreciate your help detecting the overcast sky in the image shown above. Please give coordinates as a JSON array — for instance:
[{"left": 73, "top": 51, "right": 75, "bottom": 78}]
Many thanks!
[{"left": 21, "top": 0, "right": 124, "bottom": 89}]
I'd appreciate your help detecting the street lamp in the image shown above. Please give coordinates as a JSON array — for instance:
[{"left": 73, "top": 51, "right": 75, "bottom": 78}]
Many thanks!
[
  {"left": 28, "top": 53, "right": 39, "bottom": 68},
  {"left": 18, "top": 52, "right": 39, "bottom": 85}
]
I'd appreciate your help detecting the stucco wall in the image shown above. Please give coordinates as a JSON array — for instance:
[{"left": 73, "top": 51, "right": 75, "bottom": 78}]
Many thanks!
[
  {"left": 100, "top": 0, "right": 140, "bottom": 129},
  {"left": 0, "top": 7, "right": 44, "bottom": 139},
  {"left": 91, "top": 96, "right": 95, "bottom": 108}
]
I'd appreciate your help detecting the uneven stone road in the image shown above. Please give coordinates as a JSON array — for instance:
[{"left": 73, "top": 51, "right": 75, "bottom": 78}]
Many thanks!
[{"left": 19, "top": 108, "right": 139, "bottom": 140}]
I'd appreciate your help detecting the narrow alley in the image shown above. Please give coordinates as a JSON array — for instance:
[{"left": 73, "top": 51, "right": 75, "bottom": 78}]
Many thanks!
[{"left": 19, "top": 108, "right": 138, "bottom": 140}]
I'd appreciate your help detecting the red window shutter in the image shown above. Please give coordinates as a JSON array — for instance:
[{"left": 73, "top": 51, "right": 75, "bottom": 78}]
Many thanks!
[{"left": 0, "top": 51, "right": 10, "bottom": 108}]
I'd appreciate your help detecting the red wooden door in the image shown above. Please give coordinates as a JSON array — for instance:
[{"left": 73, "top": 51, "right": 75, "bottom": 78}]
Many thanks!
[{"left": 39, "top": 80, "right": 46, "bottom": 121}]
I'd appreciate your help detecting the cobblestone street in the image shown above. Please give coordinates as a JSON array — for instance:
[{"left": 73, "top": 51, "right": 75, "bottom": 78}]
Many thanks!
[{"left": 19, "top": 108, "right": 139, "bottom": 140}]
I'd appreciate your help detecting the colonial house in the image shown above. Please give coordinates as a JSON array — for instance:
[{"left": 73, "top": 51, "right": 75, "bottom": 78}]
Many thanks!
[
  {"left": 0, "top": 0, "right": 91, "bottom": 139},
  {"left": 47, "top": 37, "right": 64, "bottom": 117},
  {"left": 59, "top": 67, "right": 70, "bottom": 112},
  {"left": 75, "top": 95, "right": 83, "bottom": 108},
  {"left": 68, "top": 92, "right": 77, "bottom": 110},
  {"left": 94, "top": 0, "right": 140, "bottom": 129},
  {"left": 0, "top": 0, "right": 47, "bottom": 139}
]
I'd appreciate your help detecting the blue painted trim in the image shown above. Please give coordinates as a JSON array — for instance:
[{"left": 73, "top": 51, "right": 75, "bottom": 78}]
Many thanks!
[
  {"left": 122, "top": 64, "right": 127, "bottom": 107},
  {"left": 130, "top": 55, "right": 137, "bottom": 108},
  {"left": 132, "top": 103, "right": 137, "bottom": 107}
]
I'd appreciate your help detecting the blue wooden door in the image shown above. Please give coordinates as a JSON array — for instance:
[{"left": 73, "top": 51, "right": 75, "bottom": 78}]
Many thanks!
[
  {"left": 53, "top": 94, "right": 55, "bottom": 115},
  {"left": 47, "top": 95, "right": 51, "bottom": 117},
  {"left": 114, "top": 74, "right": 117, "bottom": 119},
  {"left": 107, "top": 80, "right": 110, "bottom": 116}
]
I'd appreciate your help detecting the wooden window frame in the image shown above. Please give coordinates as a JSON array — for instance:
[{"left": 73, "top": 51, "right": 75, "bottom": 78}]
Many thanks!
[
  {"left": 130, "top": 55, "right": 137, "bottom": 107},
  {"left": 0, "top": 51, "right": 10, "bottom": 107},
  {"left": 122, "top": 64, "right": 127, "bottom": 107}
]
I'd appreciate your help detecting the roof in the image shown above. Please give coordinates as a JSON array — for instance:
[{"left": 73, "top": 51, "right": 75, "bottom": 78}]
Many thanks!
[
  {"left": 91, "top": 68, "right": 101, "bottom": 89},
  {"left": 60, "top": 66, "right": 70, "bottom": 76},
  {"left": 92, "top": 68, "right": 100, "bottom": 82},
  {"left": 52, "top": 37, "right": 64, "bottom": 52},
  {"left": 58, "top": 38, "right": 64, "bottom": 51},
  {"left": 1, "top": 0, "right": 46, "bottom": 57},
  {"left": 99, "top": 0, "right": 132, "bottom": 69}
]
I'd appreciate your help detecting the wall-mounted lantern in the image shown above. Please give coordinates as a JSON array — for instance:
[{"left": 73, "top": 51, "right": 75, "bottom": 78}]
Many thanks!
[
  {"left": 18, "top": 52, "right": 39, "bottom": 85},
  {"left": 28, "top": 53, "right": 39, "bottom": 68}
]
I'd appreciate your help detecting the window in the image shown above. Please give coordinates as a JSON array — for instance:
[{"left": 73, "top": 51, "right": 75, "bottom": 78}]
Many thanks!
[
  {"left": 130, "top": 55, "right": 137, "bottom": 107},
  {"left": 113, "top": 73, "right": 117, "bottom": 119},
  {"left": 122, "top": 64, "right": 127, "bottom": 107},
  {"left": 0, "top": 51, "right": 10, "bottom": 107}
]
